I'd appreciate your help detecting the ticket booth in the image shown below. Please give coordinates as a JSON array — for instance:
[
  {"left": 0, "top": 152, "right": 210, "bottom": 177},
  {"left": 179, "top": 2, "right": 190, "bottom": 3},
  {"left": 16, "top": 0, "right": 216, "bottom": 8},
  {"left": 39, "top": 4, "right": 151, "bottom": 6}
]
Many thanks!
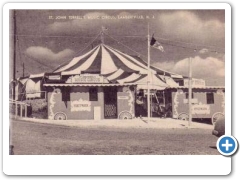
[{"left": 44, "top": 74, "right": 136, "bottom": 120}]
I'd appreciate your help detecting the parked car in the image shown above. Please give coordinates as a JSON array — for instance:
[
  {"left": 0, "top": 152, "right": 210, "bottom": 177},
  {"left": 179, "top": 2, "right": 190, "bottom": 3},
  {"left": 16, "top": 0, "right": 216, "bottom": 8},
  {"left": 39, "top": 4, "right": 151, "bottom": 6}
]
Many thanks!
[{"left": 212, "top": 118, "right": 225, "bottom": 137}]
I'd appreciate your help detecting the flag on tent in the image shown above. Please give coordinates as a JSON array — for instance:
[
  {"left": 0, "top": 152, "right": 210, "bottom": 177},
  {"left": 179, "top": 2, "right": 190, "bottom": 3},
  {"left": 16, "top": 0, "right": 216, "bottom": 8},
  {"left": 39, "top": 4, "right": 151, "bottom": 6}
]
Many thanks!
[{"left": 150, "top": 35, "right": 164, "bottom": 52}]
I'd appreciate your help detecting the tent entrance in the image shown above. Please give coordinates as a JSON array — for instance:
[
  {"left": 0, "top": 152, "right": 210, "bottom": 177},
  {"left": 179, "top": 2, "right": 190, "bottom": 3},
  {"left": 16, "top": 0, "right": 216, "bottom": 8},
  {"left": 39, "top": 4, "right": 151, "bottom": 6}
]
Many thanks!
[{"left": 104, "top": 87, "right": 118, "bottom": 119}]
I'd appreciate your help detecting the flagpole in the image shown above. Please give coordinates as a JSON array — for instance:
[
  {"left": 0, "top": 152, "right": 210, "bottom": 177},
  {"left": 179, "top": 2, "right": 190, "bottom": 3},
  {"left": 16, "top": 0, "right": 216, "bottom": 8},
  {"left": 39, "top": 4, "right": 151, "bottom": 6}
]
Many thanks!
[
  {"left": 101, "top": 26, "right": 104, "bottom": 44},
  {"left": 147, "top": 24, "right": 151, "bottom": 121}
]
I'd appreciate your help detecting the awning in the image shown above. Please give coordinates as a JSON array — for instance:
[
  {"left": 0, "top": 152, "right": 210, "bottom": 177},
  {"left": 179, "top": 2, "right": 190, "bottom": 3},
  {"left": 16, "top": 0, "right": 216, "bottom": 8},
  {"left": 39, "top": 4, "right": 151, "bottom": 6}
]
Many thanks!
[
  {"left": 29, "top": 73, "right": 45, "bottom": 79},
  {"left": 137, "top": 84, "right": 166, "bottom": 90},
  {"left": 43, "top": 83, "right": 137, "bottom": 87},
  {"left": 25, "top": 79, "right": 42, "bottom": 98},
  {"left": 167, "top": 86, "right": 225, "bottom": 89}
]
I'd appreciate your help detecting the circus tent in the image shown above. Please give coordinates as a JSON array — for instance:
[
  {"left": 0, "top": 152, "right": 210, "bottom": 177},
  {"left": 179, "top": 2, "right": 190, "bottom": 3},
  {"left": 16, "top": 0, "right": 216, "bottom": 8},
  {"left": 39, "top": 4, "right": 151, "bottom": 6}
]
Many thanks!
[
  {"left": 50, "top": 44, "right": 181, "bottom": 89},
  {"left": 11, "top": 43, "right": 183, "bottom": 100}
]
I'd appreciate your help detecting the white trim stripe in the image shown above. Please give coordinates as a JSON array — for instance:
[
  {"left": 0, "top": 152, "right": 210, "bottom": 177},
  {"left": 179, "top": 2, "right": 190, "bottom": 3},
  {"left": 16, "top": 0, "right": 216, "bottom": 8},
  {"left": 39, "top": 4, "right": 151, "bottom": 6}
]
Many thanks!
[
  {"left": 61, "top": 46, "right": 100, "bottom": 75},
  {"left": 101, "top": 46, "right": 118, "bottom": 74},
  {"left": 117, "top": 73, "right": 141, "bottom": 84},
  {"left": 106, "top": 68, "right": 124, "bottom": 81},
  {"left": 105, "top": 45, "right": 148, "bottom": 74},
  {"left": 104, "top": 44, "right": 150, "bottom": 70},
  {"left": 56, "top": 45, "right": 99, "bottom": 72}
]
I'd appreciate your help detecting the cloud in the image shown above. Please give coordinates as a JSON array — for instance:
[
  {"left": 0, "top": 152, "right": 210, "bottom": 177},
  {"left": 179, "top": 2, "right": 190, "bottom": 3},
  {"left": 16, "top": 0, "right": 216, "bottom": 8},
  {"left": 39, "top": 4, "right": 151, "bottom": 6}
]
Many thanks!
[
  {"left": 25, "top": 46, "right": 75, "bottom": 62},
  {"left": 154, "top": 56, "right": 225, "bottom": 80},
  {"left": 157, "top": 11, "right": 225, "bottom": 45}
]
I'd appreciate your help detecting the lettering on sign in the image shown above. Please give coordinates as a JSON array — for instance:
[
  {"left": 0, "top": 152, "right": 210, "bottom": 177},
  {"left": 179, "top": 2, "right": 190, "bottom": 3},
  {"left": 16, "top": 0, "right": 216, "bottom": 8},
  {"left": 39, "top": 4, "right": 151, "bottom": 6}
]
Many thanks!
[
  {"left": 118, "top": 96, "right": 129, "bottom": 100},
  {"left": 71, "top": 99, "right": 91, "bottom": 112},
  {"left": 67, "top": 75, "right": 104, "bottom": 83},
  {"left": 192, "top": 104, "right": 210, "bottom": 114},
  {"left": 48, "top": 75, "right": 61, "bottom": 80},
  {"left": 183, "top": 98, "right": 198, "bottom": 104},
  {"left": 184, "top": 79, "right": 206, "bottom": 87}
]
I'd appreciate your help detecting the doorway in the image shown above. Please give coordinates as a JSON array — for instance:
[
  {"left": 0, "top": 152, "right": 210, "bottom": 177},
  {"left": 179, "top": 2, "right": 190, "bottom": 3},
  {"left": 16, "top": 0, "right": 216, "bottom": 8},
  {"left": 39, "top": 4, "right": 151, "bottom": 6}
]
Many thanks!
[{"left": 104, "top": 87, "right": 118, "bottom": 119}]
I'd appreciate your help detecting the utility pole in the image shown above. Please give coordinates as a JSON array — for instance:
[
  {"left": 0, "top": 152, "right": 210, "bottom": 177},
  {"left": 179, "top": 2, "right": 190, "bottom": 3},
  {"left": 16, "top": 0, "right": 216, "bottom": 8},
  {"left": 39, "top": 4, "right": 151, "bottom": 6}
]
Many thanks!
[
  {"left": 188, "top": 57, "right": 192, "bottom": 126},
  {"left": 13, "top": 10, "right": 17, "bottom": 100},
  {"left": 147, "top": 24, "right": 151, "bottom": 121}
]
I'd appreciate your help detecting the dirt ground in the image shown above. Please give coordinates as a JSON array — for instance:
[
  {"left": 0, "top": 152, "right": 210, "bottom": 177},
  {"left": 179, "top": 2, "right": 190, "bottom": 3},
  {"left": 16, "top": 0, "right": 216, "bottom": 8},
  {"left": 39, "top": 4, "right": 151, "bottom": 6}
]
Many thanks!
[{"left": 10, "top": 119, "right": 219, "bottom": 155}]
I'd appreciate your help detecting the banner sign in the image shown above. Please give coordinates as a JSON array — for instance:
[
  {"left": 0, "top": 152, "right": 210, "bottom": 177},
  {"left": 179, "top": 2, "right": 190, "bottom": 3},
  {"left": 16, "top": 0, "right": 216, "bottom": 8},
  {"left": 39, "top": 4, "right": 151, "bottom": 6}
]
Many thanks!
[
  {"left": 192, "top": 104, "right": 210, "bottom": 114},
  {"left": 184, "top": 79, "right": 206, "bottom": 87},
  {"left": 48, "top": 75, "right": 61, "bottom": 80},
  {"left": 71, "top": 99, "right": 91, "bottom": 112},
  {"left": 118, "top": 96, "right": 129, "bottom": 100},
  {"left": 67, "top": 74, "right": 104, "bottom": 83}
]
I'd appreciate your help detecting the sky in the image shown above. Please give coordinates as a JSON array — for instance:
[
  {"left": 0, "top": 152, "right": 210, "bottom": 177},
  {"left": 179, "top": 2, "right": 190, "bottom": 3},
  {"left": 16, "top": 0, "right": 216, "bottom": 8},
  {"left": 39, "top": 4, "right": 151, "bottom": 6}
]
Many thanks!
[{"left": 10, "top": 10, "right": 225, "bottom": 85}]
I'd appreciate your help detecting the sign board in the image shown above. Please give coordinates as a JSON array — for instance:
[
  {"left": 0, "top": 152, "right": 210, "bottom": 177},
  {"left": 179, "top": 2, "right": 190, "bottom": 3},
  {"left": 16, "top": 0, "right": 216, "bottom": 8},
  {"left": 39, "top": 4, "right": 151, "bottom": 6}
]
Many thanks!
[
  {"left": 71, "top": 99, "right": 91, "bottom": 112},
  {"left": 94, "top": 106, "right": 101, "bottom": 120},
  {"left": 192, "top": 104, "right": 210, "bottom": 114},
  {"left": 48, "top": 75, "right": 61, "bottom": 80},
  {"left": 183, "top": 98, "right": 198, "bottom": 104},
  {"left": 184, "top": 79, "right": 206, "bottom": 87},
  {"left": 67, "top": 74, "right": 104, "bottom": 83},
  {"left": 118, "top": 96, "right": 129, "bottom": 100}
]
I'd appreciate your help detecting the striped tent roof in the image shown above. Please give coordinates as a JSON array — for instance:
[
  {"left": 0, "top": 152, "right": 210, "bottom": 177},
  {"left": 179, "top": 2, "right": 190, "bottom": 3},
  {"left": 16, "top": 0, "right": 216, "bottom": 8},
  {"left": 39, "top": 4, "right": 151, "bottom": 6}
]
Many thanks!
[
  {"left": 55, "top": 44, "right": 151, "bottom": 75},
  {"left": 53, "top": 44, "right": 182, "bottom": 88}
]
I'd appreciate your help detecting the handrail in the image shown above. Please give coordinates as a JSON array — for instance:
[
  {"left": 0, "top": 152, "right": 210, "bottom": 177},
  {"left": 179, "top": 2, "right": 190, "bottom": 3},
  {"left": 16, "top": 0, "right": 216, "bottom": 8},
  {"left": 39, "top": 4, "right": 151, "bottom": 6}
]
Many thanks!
[
  {"left": 11, "top": 91, "right": 47, "bottom": 100},
  {"left": 10, "top": 99, "right": 31, "bottom": 117},
  {"left": 9, "top": 99, "right": 30, "bottom": 106}
]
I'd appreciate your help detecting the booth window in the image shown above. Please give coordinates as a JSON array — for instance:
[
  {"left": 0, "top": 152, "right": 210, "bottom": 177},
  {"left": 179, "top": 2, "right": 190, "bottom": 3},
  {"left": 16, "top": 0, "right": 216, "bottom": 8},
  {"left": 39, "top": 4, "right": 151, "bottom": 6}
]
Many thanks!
[
  {"left": 89, "top": 87, "right": 98, "bottom": 101},
  {"left": 62, "top": 87, "right": 71, "bottom": 101},
  {"left": 178, "top": 80, "right": 184, "bottom": 86},
  {"left": 185, "top": 92, "right": 194, "bottom": 99},
  {"left": 206, "top": 93, "right": 214, "bottom": 104}
]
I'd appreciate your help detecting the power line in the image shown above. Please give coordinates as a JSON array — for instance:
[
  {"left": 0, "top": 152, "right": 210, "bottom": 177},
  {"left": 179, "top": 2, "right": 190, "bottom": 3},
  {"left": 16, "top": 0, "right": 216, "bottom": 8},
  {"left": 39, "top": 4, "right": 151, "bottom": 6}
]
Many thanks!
[
  {"left": 11, "top": 33, "right": 225, "bottom": 51},
  {"left": 154, "top": 36, "right": 224, "bottom": 51},
  {"left": 52, "top": 31, "right": 102, "bottom": 72},
  {"left": 104, "top": 33, "right": 181, "bottom": 76},
  {"left": 159, "top": 41, "right": 225, "bottom": 54},
  {"left": 11, "top": 34, "right": 98, "bottom": 39},
  {"left": 24, "top": 55, "right": 54, "bottom": 70},
  {"left": 16, "top": 36, "right": 54, "bottom": 72}
]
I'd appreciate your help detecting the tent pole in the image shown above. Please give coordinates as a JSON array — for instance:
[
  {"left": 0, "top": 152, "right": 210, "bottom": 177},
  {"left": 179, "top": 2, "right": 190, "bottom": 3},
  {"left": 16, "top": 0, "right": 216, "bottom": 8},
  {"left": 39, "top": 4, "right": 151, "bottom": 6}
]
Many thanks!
[{"left": 147, "top": 24, "right": 151, "bottom": 121}]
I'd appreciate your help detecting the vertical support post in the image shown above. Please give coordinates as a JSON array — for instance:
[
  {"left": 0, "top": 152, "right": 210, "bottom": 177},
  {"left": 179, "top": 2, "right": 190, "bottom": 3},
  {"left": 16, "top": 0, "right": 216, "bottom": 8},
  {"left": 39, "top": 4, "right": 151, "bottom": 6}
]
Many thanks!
[
  {"left": 147, "top": 24, "right": 151, "bottom": 121},
  {"left": 150, "top": 92, "right": 152, "bottom": 117},
  {"left": 20, "top": 104, "right": 23, "bottom": 117},
  {"left": 188, "top": 57, "right": 192, "bottom": 126},
  {"left": 25, "top": 105, "right": 27, "bottom": 117},
  {"left": 22, "top": 62, "right": 24, "bottom": 77},
  {"left": 101, "top": 26, "right": 105, "bottom": 44},
  {"left": 13, "top": 10, "right": 17, "bottom": 101},
  {"left": 15, "top": 103, "right": 18, "bottom": 118},
  {"left": 163, "top": 91, "right": 165, "bottom": 106},
  {"left": 101, "top": 31, "right": 104, "bottom": 44}
]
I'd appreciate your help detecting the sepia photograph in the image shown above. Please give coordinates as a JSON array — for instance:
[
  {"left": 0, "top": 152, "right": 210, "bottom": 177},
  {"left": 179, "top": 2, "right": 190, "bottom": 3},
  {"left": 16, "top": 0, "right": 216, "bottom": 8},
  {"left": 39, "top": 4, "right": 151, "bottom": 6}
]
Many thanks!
[{"left": 8, "top": 8, "right": 226, "bottom": 156}]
